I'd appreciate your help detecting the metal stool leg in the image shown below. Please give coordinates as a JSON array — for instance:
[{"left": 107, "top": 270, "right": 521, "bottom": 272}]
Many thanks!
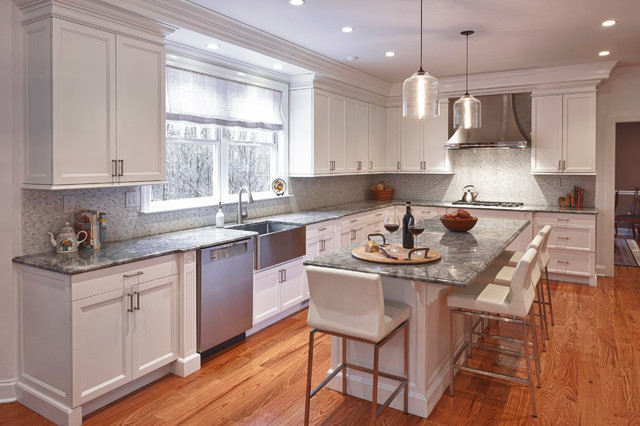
[
  {"left": 371, "top": 344, "right": 380, "bottom": 425},
  {"left": 544, "top": 267, "right": 555, "bottom": 326},
  {"left": 521, "top": 319, "right": 538, "bottom": 417},
  {"left": 304, "top": 329, "right": 316, "bottom": 426}
]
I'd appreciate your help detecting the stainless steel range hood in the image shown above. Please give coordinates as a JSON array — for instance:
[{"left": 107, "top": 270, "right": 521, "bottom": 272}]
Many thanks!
[{"left": 445, "top": 93, "right": 531, "bottom": 149}]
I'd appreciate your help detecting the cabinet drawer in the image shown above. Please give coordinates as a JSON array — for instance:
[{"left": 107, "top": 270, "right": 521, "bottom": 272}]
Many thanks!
[
  {"left": 306, "top": 220, "right": 336, "bottom": 239},
  {"left": 367, "top": 207, "right": 394, "bottom": 223},
  {"left": 538, "top": 224, "right": 595, "bottom": 251},
  {"left": 535, "top": 212, "right": 596, "bottom": 228},
  {"left": 72, "top": 254, "right": 178, "bottom": 301},
  {"left": 339, "top": 213, "right": 368, "bottom": 229},
  {"left": 547, "top": 248, "right": 595, "bottom": 277}
]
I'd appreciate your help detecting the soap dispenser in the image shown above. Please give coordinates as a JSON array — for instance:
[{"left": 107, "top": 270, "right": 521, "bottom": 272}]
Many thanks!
[{"left": 215, "top": 202, "right": 225, "bottom": 228}]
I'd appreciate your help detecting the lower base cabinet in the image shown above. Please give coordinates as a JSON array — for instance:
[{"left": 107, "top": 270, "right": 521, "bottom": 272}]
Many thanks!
[
  {"left": 18, "top": 255, "right": 179, "bottom": 413},
  {"left": 253, "top": 257, "right": 305, "bottom": 325}
]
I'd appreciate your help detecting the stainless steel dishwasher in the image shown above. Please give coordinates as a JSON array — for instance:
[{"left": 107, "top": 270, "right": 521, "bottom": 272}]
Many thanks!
[{"left": 197, "top": 238, "right": 254, "bottom": 354}]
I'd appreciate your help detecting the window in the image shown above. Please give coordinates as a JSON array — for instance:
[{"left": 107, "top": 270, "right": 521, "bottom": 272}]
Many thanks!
[{"left": 143, "top": 61, "right": 287, "bottom": 212}]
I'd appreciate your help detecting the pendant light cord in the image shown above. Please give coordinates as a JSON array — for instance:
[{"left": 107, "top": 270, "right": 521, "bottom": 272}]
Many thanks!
[
  {"left": 419, "top": 0, "right": 424, "bottom": 72},
  {"left": 465, "top": 33, "right": 469, "bottom": 95}
]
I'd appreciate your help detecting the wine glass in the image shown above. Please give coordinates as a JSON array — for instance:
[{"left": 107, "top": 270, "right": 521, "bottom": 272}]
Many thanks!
[
  {"left": 384, "top": 216, "right": 400, "bottom": 251},
  {"left": 408, "top": 217, "right": 425, "bottom": 251}
]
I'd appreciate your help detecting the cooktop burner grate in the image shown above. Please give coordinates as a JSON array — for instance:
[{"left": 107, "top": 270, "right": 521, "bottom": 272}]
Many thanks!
[{"left": 452, "top": 200, "right": 524, "bottom": 208}]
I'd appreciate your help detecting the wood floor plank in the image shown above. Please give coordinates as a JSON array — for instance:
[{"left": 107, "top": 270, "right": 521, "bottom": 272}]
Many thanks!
[{"left": 3, "top": 265, "right": 640, "bottom": 425}]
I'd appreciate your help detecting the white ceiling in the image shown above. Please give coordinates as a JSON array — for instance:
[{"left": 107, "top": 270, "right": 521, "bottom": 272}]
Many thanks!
[{"left": 166, "top": 0, "right": 640, "bottom": 84}]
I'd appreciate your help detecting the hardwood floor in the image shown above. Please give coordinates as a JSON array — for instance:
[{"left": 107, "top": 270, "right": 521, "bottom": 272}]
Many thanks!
[{"left": 2, "top": 265, "right": 640, "bottom": 425}]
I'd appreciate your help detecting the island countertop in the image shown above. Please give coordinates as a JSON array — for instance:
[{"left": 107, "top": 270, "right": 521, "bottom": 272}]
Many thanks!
[{"left": 304, "top": 217, "right": 530, "bottom": 287}]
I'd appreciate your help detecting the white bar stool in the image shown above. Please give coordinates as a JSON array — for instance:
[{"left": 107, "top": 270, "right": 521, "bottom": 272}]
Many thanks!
[
  {"left": 477, "top": 234, "right": 549, "bottom": 349},
  {"left": 304, "top": 265, "right": 410, "bottom": 426},
  {"left": 494, "top": 225, "right": 554, "bottom": 327},
  {"left": 447, "top": 247, "right": 541, "bottom": 417}
]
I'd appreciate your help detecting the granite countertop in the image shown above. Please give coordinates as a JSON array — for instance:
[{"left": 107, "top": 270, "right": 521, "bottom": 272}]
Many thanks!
[
  {"left": 13, "top": 199, "right": 593, "bottom": 276},
  {"left": 304, "top": 217, "right": 530, "bottom": 287},
  {"left": 12, "top": 227, "right": 257, "bottom": 275}
]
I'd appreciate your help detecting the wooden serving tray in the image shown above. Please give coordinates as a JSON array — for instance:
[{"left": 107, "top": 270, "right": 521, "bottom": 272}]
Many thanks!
[{"left": 352, "top": 244, "right": 442, "bottom": 265}]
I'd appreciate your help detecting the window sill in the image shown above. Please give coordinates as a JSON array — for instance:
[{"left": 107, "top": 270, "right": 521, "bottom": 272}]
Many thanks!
[{"left": 141, "top": 192, "right": 292, "bottom": 214}]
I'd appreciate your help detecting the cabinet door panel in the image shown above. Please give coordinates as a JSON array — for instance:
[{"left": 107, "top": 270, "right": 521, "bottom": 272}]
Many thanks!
[
  {"left": 400, "top": 118, "right": 423, "bottom": 172},
  {"left": 132, "top": 276, "right": 178, "bottom": 379},
  {"left": 423, "top": 100, "right": 451, "bottom": 172},
  {"left": 313, "top": 91, "right": 331, "bottom": 174},
  {"left": 281, "top": 261, "right": 305, "bottom": 311},
  {"left": 53, "top": 20, "right": 116, "bottom": 184},
  {"left": 330, "top": 95, "right": 347, "bottom": 172},
  {"left": 531, "top": 95, "right": 563, "bottom": 173},
  {"left": 385, "top": 108, "right": 400, "bottom": 171},
  {"left": 563, "top": 93, "right": 596, "bottom": 173},
  {"left": 72, "top": 288, "right": 130, "bottom": 405},
  {"left": 368, "top": 104, "right": 386, "bottom": 172},
  {"left": 116, "top": 36, "right": 165, "bottom": 183},
  {"left": 345, "top": 99, "right": 359, "bottom": 173},
  {"left": 253, "top": 268, "right": 280, "bottom": 324}
]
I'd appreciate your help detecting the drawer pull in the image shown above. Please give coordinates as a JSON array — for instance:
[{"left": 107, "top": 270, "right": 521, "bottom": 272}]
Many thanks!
[
  {"left": 350, "top": 219, "right": 358, "bottom": 223},
  {"left": 318, "top": 227, "right": 327, "bottom": 231},
  {"left": 127, "top": 293, "right": 134, "bottom": 312},
  {"left": 123, "top": 271, "right": 144, "bottom": 278},
  {"left": 134, "top": 291, "right": 141, "bottom": 310}
]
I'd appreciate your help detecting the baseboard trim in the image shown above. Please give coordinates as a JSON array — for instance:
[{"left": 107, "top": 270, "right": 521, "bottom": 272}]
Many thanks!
[
  {"left": 17, "top": 382, "right": 82, "bottom": 426},
  {"left": 0, "top": 378, "right": 17, "bottom": 403},
  {"left": 172, "top": 353, "right": 201, "bottom": 378}
]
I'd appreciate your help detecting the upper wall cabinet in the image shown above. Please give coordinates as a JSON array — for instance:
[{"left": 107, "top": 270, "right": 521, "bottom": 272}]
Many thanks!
[
  {"left": 531, "top": 93, "right": 596, "bottom": 175},
  {"left": 22, "top": 16, "right": 166, "bottom": 189},
  {"left": 385, "top": 100, "right": 451, "bottom": 174},
  {"left": 290, "top": 88, "right": 375, "bottom": 176},
  {"left": 367, "top": 104, "right": 386, "bottom": 173}
]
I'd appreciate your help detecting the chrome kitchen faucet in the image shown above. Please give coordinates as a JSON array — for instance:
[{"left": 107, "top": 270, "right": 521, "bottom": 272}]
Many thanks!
[{"left": 237, "top": 186, "right": 254, "bottom": 224}]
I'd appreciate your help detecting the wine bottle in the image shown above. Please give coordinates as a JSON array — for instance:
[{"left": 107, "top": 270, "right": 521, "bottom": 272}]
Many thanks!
[{"left": 402, "top": 201, "right": 414, "bottom": 249}]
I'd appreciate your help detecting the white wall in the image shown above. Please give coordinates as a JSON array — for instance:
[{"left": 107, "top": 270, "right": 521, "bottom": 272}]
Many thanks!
[
  {"left": 0, "top": 0, "right": 21, "bottom": 402},
  {"left": 595, "top": 65, "right": 640, "bottom": 276}
]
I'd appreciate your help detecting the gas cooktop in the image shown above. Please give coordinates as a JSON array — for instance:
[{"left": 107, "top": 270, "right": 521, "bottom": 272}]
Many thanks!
[{"left": 452, "top": 200, "right": 524, "bottom": 208}]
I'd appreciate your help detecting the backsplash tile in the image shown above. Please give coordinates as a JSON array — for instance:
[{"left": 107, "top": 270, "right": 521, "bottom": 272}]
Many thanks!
[{"left": 22, "top": 149, "right": 594, "bottom": 255}]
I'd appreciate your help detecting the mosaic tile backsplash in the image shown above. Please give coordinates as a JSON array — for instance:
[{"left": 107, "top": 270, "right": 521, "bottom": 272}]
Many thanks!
[{"left": 22, "top": 148, "right": 594, "bottom": 255}]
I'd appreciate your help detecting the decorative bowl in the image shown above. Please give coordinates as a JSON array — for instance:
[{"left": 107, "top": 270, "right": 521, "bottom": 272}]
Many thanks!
[{"left": 440, "top": 216, "right": 478, "bottom": 232}]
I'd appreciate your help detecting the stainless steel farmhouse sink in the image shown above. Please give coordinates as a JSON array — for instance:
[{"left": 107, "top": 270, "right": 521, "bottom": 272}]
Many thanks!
[{"left": 228, "top": 221, "right": 306, "bottom": 270}]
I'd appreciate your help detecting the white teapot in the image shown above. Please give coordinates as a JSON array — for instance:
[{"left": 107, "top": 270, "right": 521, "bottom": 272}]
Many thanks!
[{"left": 48, "top": 222, "right": 87, "bottom": 253}]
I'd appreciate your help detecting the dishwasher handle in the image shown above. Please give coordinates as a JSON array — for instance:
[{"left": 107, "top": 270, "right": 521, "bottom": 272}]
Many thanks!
[{"left": 201, "top": 239, "right": 252, "bottom": 264}]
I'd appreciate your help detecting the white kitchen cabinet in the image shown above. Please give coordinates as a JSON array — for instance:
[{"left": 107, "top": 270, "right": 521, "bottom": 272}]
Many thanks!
[
  {"left": 447, "top": 208, "right": 534, "bottom": 252},
  {"left": 531, "top": 93, "right": 596, "bottom": 175},
  {"left": 291, "top": 89, "right": 357, "bottom": 176},
  {"left": 339, "top": 213, "right": 370, "bottom": 248},
  {"left": 18, "top": 255, "right": 179, "bottom": 415},
  {"left": 368, "top": 104, "right": 386, "bottom": 172},
  {"left": 22, "top": 17, "right": 166, "bottom": 188},
  {"left": 401, "top": 205, "right": 446, "bottom": 221},
  {"left": 398, "top": 100, "right": 451, "bottom": 173},
  {"left": 253, "top": 257, "right": 305, "bottom": 325},
  {"left": 534, "top": 212, "right": 596, "bottom": 286}
]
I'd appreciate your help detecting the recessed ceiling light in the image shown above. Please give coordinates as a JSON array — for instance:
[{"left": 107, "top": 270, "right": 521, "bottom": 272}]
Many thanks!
[
  {"left": 273, "top": 63, "right": 284, "bottom": 70},
  {"left": 602, "top": 20, "right": 617, "bottom": 27},
  {"left": 599, "top": 50, "right": 610, "bottom": 56},
  {"left": 346, "top": 56, "right": 359, "bottom": 62},
  {"left": 206, "top": 43, "right": 220, "bottom": 50},
  {"left": 341, "top": 26, "right": 355, "bottom": 33},
  {"left": 289, "top": 0, "right": 305, "bottom": 5},
  {"left": 385, "top": 51, "right": 396, "bottom": 57}
]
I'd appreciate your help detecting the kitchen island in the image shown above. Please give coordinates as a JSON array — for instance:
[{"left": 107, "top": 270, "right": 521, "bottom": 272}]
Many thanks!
[{"left": 304, "top": 216, "right": 530, "bottom": 419}]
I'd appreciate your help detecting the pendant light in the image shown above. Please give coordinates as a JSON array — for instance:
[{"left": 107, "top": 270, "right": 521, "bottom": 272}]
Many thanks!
[
  {"left": 402, "top": 0, "right": 439, "bottom": 119},
  {"left": 453, "top": 30, "right": 481, "bottom": 129}
]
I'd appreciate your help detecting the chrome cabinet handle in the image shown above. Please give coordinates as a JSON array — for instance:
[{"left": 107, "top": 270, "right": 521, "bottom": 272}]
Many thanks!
[
  {"left": 118, "top": 159, "right": 124, "bottom": 176},
  {"left": 397, "top": 161, "right": 400, "bottom": 170},
  {"left": 127, "top": 293, "right": 134, "bottom": 312},
  {"left": 283, "top": 269, "right": 287, "bottom": 282},
  {"left": 318, "top": 227, "right": 327, "bottom": 231},
  {"left": 134, "top": 291, "right": 140, "bottom": 310},
  {"left": 369, "top": 161, "right": 373, "bottom": 169},
  {"left": 112, "top": 160, "right": 117, "bottom": 177},
  {"left": 562, "top": 160, "right": 566, "bottom": 171},
  {"left": 357, "top": 160, "right": 362, "bottom": 170},
  {"left": 350, "top": 219, "right": 358, "bottom": 223},
  {"left": 558, "top": 160, "right": 562, "bottom": 172},
  {"left": 123, "top": 271, "right": 143, "bottom": 278},
  {"left": 278, "top": 269, "right": 283, "bottom": 283}
]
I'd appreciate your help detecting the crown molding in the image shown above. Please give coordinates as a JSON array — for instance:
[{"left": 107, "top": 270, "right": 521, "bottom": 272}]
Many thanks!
[
  {"left": 290, "top": 74, "right": 388, "bottom": 106},
  {"left": 15, "top": 0, "right": 176, "bottom": 41},
  {"left": 105, "top": 0, "right": 393, "bottom": 98}
]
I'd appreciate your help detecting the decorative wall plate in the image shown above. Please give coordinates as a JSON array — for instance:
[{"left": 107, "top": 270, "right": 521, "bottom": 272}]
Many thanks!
[{"left": 272, "top": 178, "right": 286, "bottom": 196}]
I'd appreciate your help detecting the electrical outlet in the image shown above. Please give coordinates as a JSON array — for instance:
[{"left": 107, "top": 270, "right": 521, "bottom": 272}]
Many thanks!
[
  {"left": 63, "top": 195, "right": 76, "bottom": 213},
  {"left": 125, "top": 190, "right": 140, "bottom": 208}
]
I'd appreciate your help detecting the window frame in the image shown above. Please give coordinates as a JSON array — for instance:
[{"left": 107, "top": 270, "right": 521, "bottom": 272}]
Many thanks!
[{"left": 141, "top": 55, "right": 289, "bottom": 213}]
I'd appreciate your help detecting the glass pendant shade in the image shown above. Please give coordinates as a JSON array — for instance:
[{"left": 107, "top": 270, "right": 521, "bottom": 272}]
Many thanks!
[
  {"left": 403, "top": 70, "right": 439, "bottom": 119},
  {"left": 454, "top": 94, "right": 481, "bottom": 129}
]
